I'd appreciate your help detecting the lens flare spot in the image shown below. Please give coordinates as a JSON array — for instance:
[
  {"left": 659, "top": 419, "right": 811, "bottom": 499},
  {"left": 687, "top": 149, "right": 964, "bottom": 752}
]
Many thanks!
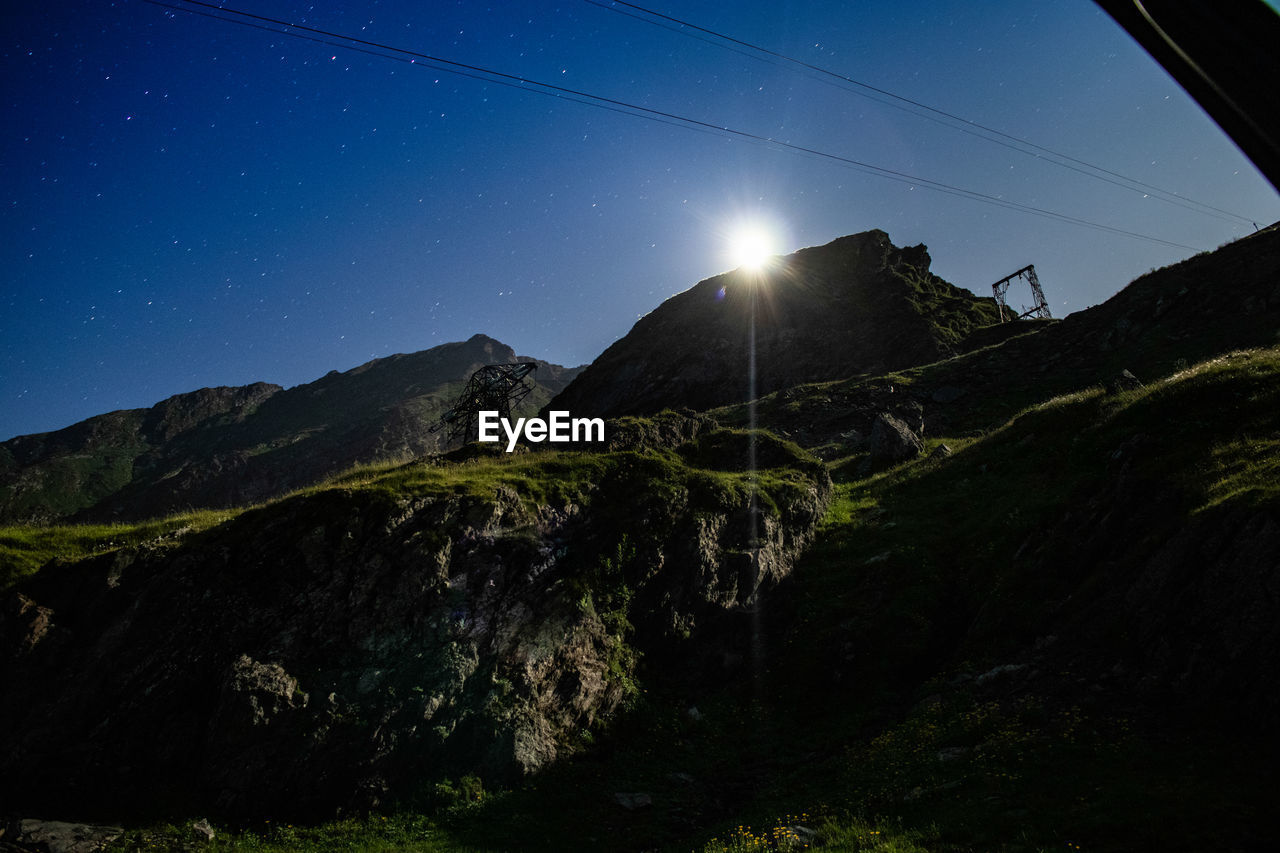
[{"left": 728, "top": 225, "right": 776, "bottom": 271}]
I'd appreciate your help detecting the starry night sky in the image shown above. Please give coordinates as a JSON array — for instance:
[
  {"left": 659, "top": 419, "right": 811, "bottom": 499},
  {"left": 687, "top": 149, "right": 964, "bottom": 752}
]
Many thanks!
[{"left": 4, "top": 0, "right": 1278, "bottom": 440}]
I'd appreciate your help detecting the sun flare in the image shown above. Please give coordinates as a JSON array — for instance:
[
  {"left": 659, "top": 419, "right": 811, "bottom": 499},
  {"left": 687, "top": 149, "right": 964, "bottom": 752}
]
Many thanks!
[{"left": 728, "top": 224, "right": 777, "bottom": 271}]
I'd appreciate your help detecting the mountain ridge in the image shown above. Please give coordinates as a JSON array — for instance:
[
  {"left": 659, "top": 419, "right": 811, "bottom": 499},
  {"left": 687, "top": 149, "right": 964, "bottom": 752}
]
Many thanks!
[
  {"left": 2, "top": 226, "right": 1279, "bottom": 848},
  {"left": 549, "top": 229, "right": 1001, "bottom": 417},
  {"left": 0, "top": 334, "right": 582, "bottom": 523},
  {"left": 715, "top": 222, "right": 1280, "bottom": 451}
]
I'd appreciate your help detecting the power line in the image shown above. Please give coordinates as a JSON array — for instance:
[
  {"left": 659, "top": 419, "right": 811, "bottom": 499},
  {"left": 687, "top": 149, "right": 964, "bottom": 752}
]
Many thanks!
[
  {"left": 150, "top": 0, "right": 1201, "bottom": 252},
  {"left": 589, "top": 0, "right": 1243, "bottom": 227},
  {"left": 586, "top": 0, "right": 1257, "bottom": 226},
  {"left": 148, "top": 0, "right": 724, "bottom": 139}
]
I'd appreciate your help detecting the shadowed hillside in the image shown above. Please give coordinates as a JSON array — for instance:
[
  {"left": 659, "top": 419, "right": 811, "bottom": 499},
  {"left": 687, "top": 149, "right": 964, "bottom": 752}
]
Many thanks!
[{"left": 0, "top": 334, "right": 581, "bottom": 524}]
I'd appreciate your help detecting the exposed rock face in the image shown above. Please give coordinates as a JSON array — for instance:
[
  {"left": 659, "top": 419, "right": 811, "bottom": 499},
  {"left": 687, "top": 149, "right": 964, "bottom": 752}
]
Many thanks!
[
  {"left": 4, "top": 818, "right": 123, "bottom": 853},
  {"left": 0, "top": 437, "right": 829, "bottom": 819},
  {"left": 1105, "top": 368, "right": 1144, "bottom": 393},
  {"left": 866, "top": 412, "right": 925, "bottom": 470},
  {"left": 593, "top": 410, "right": 718, "bottom": 453},
  {"left": 550, "top": 230, "right": 999, "bottom": 417},
  {"left": 0, "top": 334, "right": 582, "bottom": 523}
]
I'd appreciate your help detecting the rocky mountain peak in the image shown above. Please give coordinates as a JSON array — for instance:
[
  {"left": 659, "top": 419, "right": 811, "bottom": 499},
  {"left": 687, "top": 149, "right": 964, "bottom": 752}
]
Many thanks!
[
  {"left": 466, "top": 331, "right": 514, "bottom": 358},
  {"left": 549, "top": 229, "right": 998, "bottom": 417}
]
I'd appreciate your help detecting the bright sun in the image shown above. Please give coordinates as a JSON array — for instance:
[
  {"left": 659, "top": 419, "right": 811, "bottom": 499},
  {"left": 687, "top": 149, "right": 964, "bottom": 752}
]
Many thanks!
[{"left": 728, "top": 225, "right": 776, "bottom": 271}]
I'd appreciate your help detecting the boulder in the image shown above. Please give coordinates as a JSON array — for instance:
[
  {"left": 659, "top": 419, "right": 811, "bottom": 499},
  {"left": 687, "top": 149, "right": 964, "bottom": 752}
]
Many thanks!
[
  {"left": 866, "top": 412, "right": 925, "bottom": 470},
  {"left": 1105, "top": 368, "right": 1144, "bottom": 394}
]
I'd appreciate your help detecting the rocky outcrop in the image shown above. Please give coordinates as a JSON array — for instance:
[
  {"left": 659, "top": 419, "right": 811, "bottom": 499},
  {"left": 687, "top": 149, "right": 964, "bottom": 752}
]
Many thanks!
[
  {"left": 550, "top": 230, "right": 998, "bottom": 418},
  {"left": 0, "top": 436, "right": 829, "bottom": 819},
  {"left": 593, "top": 410, "right": 718, "bottom": 453},
  {"left": 713, "top": 379, "right": 927, "bottom": 462},
  {"left": 1, "top": 818, "right": 123, "bottom": 852},
  {"left": 865, "top": 412, "right": 925, "bottom": 470},
  {"left": 0, "top": 335, "right": 583, "bottom": 524}
]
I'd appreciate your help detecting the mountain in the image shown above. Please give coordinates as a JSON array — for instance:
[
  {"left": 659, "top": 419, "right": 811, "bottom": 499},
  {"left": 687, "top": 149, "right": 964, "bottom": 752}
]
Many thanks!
[
  {"left": 2, "top": 227, "right": 1279, "bottom": 849},
  {"left": 549, "top": 229, "right": 1000, "bottom": 417},
  {"left": 722, "top": 222, "right": 1280, "bottom": 451},
  {"left": 0, "top": 334, "right": 582, "bottom": 524},
  {"left": 0, "top": 430, "right": 830, "bottom": 817}
]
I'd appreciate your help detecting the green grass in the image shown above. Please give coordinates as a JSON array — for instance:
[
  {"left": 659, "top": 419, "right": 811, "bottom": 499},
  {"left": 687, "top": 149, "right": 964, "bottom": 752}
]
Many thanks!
[
  {"left": 1, "top": 427, "right": 820, "bottom": 592},
  {"left": 297, "top": 439, "right": 829, "bottom": 555},
  {"left": 680, "top": 345, "right": 1280, "bottom": 852},
  {"left": 322, "top": 447, "right": 613, "bottom": 508},
  {"left": 771, "top": 348, "right": 1280, "bottom": 846},
  {"left": 0, "top": 508, "right": 239, "bottom": 591}
]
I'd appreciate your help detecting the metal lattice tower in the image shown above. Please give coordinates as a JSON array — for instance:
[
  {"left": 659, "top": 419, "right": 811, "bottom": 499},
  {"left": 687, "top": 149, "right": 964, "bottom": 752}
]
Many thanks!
[
  {"left": 431, "top": 363, "right": 538, "bottom": 447},
  {"left": 991, "top": 264, "right": 1052, "bottom": 323}
]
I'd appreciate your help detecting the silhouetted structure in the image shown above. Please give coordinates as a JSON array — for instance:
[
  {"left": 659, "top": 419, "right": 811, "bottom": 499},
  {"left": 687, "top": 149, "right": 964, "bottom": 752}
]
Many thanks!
[
  {"left": 991, "top": 264, "right": 1052, "bottom": 322},
  {"left": 431, "top": 363, "right": 538, "bottom": 446}
]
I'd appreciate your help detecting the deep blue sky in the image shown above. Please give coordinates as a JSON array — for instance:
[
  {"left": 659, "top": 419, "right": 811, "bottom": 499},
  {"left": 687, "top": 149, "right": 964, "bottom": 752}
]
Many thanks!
[{"left": 4, "top": 0, "right": 1277, "bottom": 440}]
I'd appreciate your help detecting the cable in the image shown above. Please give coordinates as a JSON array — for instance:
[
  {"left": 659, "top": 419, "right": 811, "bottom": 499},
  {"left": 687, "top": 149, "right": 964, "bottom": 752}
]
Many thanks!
[
  {"left": 591, "top": 0, "right": 1255, "bottom": 224},
  {"left": 150, "top": 0, "right": 1201, "bottom": 251},
  {"left": 587, "top": 0, "right": 1258, "bottom": 226},
  {"left": 151, "top": 1, "right": 725, "bottom": 139}
]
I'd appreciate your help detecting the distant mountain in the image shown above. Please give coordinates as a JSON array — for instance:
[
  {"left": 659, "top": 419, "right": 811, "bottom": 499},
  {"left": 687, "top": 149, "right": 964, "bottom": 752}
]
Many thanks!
[
  {"left": 550, "top": 230, "right": 1000, "bottom": 417},
  {"left": 0, "top": 334, "right": 582, "bottom": 523}
]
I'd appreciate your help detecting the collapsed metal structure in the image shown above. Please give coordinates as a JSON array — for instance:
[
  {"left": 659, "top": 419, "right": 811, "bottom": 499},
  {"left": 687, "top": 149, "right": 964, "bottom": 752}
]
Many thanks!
[
  {"left": 991, "top": 264, "right": 1052, "bottom": 323},
  {"left": 431, "top": 362, "right": 538, "bottom": 447}
]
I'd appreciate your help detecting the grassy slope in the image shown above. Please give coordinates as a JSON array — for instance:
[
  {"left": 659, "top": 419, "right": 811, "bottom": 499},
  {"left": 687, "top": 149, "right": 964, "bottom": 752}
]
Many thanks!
[
  {"left": 0, "top": 434, "right": 819, "bottom": 594},
  {"left": 0, "top": 510, "right": 239, "bottom": 591},
  {"left": 60, "top": 345, "right": 1275, "bottom": 852},
  {"left": 755, "top": 347, "right": 1280, "bottom": 852}
]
